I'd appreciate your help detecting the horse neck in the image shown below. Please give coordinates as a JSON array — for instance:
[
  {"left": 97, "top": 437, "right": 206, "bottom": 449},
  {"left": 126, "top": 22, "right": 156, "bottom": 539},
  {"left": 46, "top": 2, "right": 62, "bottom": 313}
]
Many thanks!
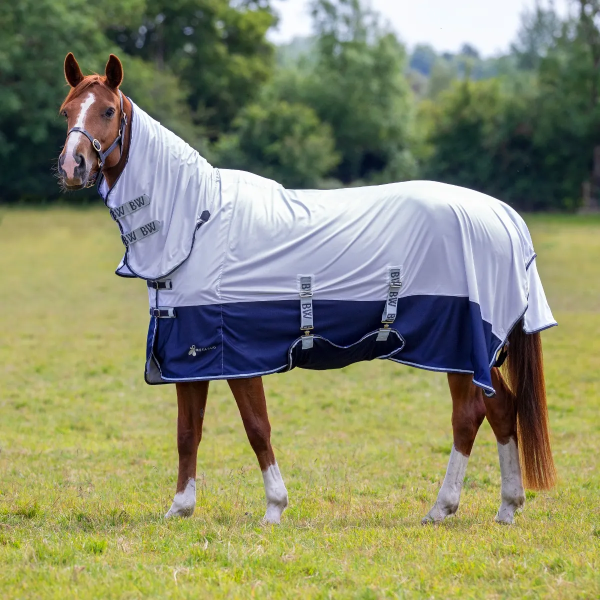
[{"left": 102, "top": 95, "right": 134, "bottom": 190}]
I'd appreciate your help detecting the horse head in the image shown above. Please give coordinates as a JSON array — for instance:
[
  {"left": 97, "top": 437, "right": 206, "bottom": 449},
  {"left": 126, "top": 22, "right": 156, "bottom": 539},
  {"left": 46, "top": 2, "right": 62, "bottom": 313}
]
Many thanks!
[{"left": 58, "top": 53, "right": 125, "bottom": 190}]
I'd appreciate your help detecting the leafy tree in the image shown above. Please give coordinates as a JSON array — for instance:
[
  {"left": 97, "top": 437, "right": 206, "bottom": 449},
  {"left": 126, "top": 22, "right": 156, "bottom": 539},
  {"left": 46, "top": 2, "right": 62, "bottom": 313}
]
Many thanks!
[
  {"left": 214, "top": 99, "right": 339, "bottom": 188},
  {"left": 109, "top": 0, "right": 276, "bottom": 137},
  {"left": 409, "top": 44, "right": 437, "bottom": 76},
  {"left": 511, "top": 1, "right": 564, "bottom": 70},
  {"left": 272, "top": 0, "right": 417, "bottom": 184},
  {"left": 420, "top": 76, "right": 585, "bottom": 210}
]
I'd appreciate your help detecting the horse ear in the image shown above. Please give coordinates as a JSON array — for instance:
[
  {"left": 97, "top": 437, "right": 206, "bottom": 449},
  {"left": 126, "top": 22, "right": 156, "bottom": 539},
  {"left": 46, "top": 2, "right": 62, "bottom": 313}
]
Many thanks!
[
  {"left": 64, "top": 53, "right": 84, "bottom": 88},
  {"left": 105, "top": 54, "right": 123, "bottom": 89}
]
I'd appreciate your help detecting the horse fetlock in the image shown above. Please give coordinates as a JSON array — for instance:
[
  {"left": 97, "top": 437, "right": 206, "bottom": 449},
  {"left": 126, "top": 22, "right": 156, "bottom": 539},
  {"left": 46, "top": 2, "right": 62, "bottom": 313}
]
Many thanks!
[
  {"left": 263, "top": 493, "right": 288, "bottom": 525},
  {"left": 422, "top": 494, "right": 460, "bottom": 524},
  {"left": 165, "top": 478, "right": 196, "bottom": 519},
  {"left": 495, "top": 491, "right": 525, "bottom": 525},
  {"left": 261, "top": 463, "right": 288, "bottom": 524}
]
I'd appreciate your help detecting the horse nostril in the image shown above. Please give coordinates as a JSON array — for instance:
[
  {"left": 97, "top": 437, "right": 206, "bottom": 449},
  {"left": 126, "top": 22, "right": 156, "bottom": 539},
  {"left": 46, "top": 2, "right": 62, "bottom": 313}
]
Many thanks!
[{"left": 74, "top": 153, "right": 84, "bottom": 167}]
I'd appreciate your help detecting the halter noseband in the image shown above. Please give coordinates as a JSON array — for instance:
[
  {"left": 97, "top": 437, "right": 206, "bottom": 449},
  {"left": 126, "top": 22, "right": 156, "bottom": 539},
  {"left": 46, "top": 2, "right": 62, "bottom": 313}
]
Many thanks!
[{"left": 66, "top": 90, "right": 127, "bottom": 172}]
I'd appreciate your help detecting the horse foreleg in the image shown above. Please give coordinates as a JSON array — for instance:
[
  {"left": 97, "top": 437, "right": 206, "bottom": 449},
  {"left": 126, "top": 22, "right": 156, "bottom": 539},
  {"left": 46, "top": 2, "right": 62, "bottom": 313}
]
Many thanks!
[
  {"left": 165, "top": 381, "right": 209, "bottom": 518},
  {"left": 228, "top": 377, "right": 288, "bottom": 524},
  {"left": 423, "top": 373, "right": 486, "bottom": 524},
  {"left": 487, "top": 368, "right": 525, "bottom": 524}
]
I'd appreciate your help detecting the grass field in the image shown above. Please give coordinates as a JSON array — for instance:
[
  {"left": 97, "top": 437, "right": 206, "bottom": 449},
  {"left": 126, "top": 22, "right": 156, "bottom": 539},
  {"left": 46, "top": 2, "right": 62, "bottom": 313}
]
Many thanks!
[{"left": 1, "top": 208, "right": 599, "bottom": 599}]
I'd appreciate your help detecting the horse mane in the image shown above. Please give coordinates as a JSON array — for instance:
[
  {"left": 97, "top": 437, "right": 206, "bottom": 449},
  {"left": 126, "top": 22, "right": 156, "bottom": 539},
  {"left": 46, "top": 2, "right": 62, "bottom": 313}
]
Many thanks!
[{"left": 60, "top": 75, "right": 115, "bottom": 112}]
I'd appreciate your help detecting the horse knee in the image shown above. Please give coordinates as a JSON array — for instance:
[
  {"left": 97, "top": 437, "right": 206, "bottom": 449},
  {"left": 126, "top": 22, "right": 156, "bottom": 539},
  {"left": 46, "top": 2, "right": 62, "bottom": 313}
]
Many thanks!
[
  {"left": 244, "top": 419, "right": 271, "bottom": 454},
  {"left": 177, "top": 428, "right": 200, "bottom": 456},
  {"left": 452, "top": 397, "right": 486, "bottom": 455},
  {"left": 486, "top": 370, "right": 517, "bottom": 443}
]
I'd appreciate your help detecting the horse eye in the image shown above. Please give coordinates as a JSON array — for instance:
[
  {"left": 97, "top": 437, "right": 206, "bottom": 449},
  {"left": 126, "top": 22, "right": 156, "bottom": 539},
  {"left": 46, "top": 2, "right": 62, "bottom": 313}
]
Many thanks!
[
  {"left": 105, "top": 107, "right": 115, "bottom": 117},
  {"left": 62, "top": 110, "right": 68, "bottom": 118}
]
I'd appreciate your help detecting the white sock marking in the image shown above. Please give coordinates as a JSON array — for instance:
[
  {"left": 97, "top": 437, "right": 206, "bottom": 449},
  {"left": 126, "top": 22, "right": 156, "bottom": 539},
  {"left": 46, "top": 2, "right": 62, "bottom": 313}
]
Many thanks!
[
  {"left": 262, "top": 462, "right": 288, "bottom": 524},
  {"left": 63, "top": 92, "right": 96, "bottom": 178},
  {"left": 423, "top": 445, "right": 469, "bottom": 523},
  {"left": 165, "top": 477, "right": 196, "bottom": 518},
  {"left": 495, "top": 437, "right": 525, "bottom": 524}
]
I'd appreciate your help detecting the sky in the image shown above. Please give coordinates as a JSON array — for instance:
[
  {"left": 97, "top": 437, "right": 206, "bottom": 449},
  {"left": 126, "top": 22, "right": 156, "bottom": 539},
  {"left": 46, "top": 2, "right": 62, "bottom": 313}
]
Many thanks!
[{"left": 269, "top": 0, "right": 571, "bottom": 57}]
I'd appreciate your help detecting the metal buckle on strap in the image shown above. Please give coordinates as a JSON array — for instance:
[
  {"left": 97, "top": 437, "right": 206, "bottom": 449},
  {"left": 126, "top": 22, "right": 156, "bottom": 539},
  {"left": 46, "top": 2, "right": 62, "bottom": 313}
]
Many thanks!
[
  {"left": 301, "top": 334, "right": 314, "bottom": 349},
  {"left": 147, "top": 279, "right": 172, "bottom": 290},
  {"left": 150, "top": 307, "right": 176, "bottom": 318},
  {"left": 376, "top": 328, "right": 391, "bottom": 342}
]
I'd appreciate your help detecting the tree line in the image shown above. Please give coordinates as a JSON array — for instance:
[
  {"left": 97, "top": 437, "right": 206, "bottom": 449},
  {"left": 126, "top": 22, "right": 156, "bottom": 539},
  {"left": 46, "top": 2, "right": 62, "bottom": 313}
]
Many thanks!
[{"left": 1, "top": 0, "right": 599, "bottom": 210}]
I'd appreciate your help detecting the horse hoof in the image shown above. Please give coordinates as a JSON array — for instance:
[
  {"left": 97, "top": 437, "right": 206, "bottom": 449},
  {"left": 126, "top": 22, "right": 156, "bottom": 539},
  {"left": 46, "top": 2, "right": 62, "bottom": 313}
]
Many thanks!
[
  {"left": 495, "top": 510, "right": 516, "bottom": 525},
  {"left": 165, "top": 504, "right": 195, "bottom": 519},
  {"left": 422, "top": 501, "right": 457, "bottom": 524}
]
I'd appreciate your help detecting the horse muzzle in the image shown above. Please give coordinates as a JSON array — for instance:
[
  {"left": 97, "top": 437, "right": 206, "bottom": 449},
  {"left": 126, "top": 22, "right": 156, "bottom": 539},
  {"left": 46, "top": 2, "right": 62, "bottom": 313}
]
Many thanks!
[{"left": 58, "top": 152, "right": 96, "bottom": 190}]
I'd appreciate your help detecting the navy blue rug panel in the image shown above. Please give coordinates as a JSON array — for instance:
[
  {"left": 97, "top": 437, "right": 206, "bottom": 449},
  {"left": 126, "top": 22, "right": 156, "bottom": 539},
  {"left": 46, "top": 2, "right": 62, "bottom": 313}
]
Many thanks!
[
  {"left": 147, "top": 296, "right": 500, "bottom": 388},
  {"left": 150, "top": 304, "right": 224, "bottom": 379}
]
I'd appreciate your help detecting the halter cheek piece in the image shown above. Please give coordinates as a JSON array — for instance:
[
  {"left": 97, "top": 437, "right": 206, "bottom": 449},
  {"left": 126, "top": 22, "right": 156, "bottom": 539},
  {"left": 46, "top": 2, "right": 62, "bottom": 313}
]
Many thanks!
[{"left": 65, "top": 90, "right": 127, "bottom": 171}]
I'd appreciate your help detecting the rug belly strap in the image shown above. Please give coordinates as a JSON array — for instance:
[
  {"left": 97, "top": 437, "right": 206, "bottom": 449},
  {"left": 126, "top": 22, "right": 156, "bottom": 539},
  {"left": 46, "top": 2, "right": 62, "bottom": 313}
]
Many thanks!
[{"left": 150, "top": 307, "right": 176, "bottom": 318}]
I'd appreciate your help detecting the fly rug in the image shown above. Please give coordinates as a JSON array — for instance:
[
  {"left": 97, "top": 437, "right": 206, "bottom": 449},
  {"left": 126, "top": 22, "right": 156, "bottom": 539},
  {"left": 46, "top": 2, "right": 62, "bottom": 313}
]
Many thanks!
[{"left": 58, "top": 53, "right": 558, "bottom": 527}]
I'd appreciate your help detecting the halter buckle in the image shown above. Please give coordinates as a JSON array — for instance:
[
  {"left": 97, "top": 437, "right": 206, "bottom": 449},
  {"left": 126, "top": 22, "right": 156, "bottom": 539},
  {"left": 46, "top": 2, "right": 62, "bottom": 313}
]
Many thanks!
[{"left": 93, "top": 139, "right": 102, "bottom": 152}]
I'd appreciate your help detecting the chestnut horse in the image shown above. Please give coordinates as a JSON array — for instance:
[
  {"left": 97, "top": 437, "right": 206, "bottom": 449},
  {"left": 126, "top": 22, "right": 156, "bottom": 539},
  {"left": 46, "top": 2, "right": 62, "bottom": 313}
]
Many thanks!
[{"left": 57, "top": 53, "right": 556, "bottom": 525}]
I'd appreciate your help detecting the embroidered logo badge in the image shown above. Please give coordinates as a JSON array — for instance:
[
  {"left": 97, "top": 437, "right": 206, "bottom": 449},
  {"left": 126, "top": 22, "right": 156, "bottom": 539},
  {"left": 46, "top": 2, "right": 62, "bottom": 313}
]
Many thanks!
[
  {"left": 110, "top": 194, "right": 151, "bottom": 221},
  {"left": 188, "top": 345, "right": 217, "bottom": 357},
  {"left": 121, "top": 220, "right": 162, "bottom": 247}
]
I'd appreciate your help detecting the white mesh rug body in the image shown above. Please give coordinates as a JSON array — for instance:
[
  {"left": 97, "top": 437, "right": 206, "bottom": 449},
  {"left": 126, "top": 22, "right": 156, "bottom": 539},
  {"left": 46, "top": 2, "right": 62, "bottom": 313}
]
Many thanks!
[{"left": 99, "top": 101, "right": 556, "bottom": 395}]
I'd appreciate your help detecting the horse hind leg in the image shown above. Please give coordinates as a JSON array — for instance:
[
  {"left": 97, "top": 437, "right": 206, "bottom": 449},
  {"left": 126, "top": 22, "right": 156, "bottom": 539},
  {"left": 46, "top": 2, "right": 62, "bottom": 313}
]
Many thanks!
[
  {"left": 166, "top": 381, "right": 209, "bottom": 518},
  {"left": 487, "top": 368, "right": 525, "bottom": 524},
  {"left": 423, "top": 373, "right": 486, "bottom": 524},
  {"left": 228, "top": 377, "right": 289, "bottom": 524}
]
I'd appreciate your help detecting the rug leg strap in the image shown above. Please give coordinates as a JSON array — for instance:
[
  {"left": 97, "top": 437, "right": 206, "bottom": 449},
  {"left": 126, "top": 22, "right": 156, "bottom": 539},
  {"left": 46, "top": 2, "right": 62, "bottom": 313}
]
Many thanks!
[
  {"left": 150, "top": 307, "right": 176, "bottom": 318},
  {"left": 147, "top": 279, "right": 172, "bottom": 290}
]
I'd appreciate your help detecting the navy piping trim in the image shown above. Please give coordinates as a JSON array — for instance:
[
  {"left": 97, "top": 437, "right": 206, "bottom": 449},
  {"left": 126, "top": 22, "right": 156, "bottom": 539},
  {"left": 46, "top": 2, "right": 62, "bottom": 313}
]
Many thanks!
[
  {"left": 115, "top": 266, "right": 137, "bottom": 278},
  {"left": 387, "top": 357, "right": 473, "bottom": 375},
  {"left": 525, "top": 253, "right": 538, "bottom": 270},
  {"left": 150, "top": 355, "right": 477, "bottom": 385},
  {"left": 472, "top": 378, "right": 496, "bottom": 396},
  {"left": 148, "top": 363, "right": 289, "bottom": 384},
  {"left": 144, "top": 316, "right": 160, "bottom": 385},
  {"left": 120, "top": 210, "right": 212, "bottom": 282},
  {"left": 524, "top": 321, "right": 558, "bottom": 334}
]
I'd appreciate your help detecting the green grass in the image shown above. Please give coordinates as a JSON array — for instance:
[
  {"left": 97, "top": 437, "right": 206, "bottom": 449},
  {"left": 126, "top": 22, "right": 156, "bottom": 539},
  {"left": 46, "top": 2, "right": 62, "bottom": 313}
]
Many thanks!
[{"left": 0, "top": 209, "right": 599, "bottom": 599}]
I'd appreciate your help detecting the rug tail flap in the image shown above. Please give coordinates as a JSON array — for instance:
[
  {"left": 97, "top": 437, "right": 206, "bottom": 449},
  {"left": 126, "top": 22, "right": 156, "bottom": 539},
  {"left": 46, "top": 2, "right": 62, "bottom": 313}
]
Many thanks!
[{"left": 524, "top": 258, "right": 557, "bottom": 333}]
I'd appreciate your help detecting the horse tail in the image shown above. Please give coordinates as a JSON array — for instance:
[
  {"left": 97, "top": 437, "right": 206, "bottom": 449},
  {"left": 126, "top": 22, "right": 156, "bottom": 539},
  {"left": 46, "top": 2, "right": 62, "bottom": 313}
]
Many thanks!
[{"left": 504, "top": 320, "right": 556, "bottom": 490}]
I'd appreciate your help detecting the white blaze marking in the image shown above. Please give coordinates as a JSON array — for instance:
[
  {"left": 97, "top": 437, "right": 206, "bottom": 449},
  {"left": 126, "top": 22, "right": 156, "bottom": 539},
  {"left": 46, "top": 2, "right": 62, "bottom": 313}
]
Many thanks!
[
  {"left": 423, "top": 445, "right": 469, "bottom": 523},
  {"left": 165, "top": 477, "right": 196, "bottom": 518},
  {"left": 495, "top": 437, "right": 525, "bottom": 524},
  {"left": 262, "top": 462, "right": 288, "bottom": 524},
  {"left": 63, "top": 92, "right": 96, "bottom": 178}
]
